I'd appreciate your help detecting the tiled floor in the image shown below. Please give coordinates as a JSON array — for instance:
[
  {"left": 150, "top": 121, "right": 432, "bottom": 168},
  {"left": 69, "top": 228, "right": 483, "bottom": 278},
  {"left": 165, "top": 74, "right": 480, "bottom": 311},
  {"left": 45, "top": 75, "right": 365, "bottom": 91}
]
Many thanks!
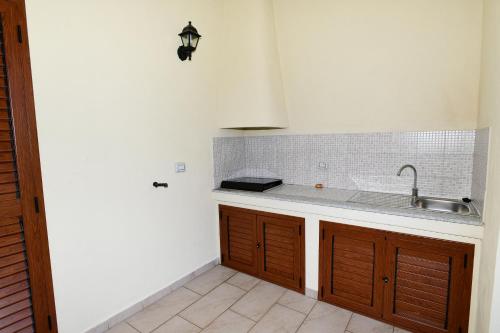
[{"left": 105, "top": 265, "right": 411, "bottom": 333}]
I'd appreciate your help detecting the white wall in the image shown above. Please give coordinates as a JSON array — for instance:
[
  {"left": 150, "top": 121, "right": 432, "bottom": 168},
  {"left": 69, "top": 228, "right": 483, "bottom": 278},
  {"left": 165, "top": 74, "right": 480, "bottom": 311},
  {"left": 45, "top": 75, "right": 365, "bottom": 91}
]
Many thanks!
[
  {"left": 22, "top": 0, "right": 494, "bottom": 332},
  {"left": 25, "top": 1, "right": 227, "bottom": 332},
  {"left": 477, "top": 0, "right": 500, "bottom": 331},
  {"left": 263, "top": 0, "right": 483, "bottom": 134}
]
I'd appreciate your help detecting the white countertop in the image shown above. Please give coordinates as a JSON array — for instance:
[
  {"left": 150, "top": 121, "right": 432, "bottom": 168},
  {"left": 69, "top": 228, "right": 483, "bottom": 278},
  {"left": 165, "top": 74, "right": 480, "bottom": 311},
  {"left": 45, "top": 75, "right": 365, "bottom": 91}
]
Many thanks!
[{"left": 214, "top": 184, "right": 483, "bottom": 226}]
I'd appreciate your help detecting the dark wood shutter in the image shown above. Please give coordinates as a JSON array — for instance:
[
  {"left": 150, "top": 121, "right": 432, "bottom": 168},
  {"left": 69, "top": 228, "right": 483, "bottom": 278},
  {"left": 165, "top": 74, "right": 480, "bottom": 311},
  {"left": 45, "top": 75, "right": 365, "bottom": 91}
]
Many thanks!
[
  {"left": 257, "top": 215, "right": 304, "bottom": 292},
  {"left": 219, "top": 208, "right": 259, "bottom": 275},
  {"left": 0, "top": 13, "right": 34, "bottom": 333},
  {"left": 319, "top": 222, "right": 385, "bottom": 318},
  {"left": 0, "top": 1, "right": 58, "bottom": 331},
  {"left": 383, "top": 234, "right": 474, "bottom": 333}
]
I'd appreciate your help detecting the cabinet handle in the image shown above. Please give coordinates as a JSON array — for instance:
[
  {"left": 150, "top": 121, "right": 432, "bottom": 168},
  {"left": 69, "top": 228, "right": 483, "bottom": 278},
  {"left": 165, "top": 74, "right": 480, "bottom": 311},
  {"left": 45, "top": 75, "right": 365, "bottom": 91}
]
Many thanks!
[
  {"left": 383, "top": 277, "right": 389, "bottom": 284},
  {"left": 256, "top": 242, "right": 261, "bottom": 249},
  {"left": 153, "top": 182, "right": 169, "bottom": 188}
]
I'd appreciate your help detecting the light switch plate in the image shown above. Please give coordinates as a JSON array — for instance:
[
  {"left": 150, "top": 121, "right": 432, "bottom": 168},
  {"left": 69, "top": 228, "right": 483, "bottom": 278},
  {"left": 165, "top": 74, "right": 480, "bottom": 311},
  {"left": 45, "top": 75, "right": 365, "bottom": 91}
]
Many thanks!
[{"left": 175, "top": 162, "right": 186, "bottom": 173}]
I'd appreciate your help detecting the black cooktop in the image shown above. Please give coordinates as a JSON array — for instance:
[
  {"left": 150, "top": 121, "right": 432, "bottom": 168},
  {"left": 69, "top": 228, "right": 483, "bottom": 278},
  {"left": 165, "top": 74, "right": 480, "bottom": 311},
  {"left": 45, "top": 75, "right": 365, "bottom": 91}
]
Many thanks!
[{"left": 220, "top": 177, "right": 283, "bottom": 192}]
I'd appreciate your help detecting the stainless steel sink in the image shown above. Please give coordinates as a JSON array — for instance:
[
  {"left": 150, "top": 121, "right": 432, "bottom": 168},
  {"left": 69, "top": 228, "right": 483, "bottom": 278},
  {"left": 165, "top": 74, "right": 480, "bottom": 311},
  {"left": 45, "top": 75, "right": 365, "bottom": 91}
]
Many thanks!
[{"left": 411, "top": 197, "right": 475, "bottom": 216}]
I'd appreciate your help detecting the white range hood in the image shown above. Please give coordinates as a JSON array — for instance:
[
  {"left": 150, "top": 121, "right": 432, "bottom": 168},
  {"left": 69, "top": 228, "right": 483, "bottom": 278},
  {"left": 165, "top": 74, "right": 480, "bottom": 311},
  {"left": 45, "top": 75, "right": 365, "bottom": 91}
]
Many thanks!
[{"left": 217, "top": 0, "right": 288, "bottom": 129}]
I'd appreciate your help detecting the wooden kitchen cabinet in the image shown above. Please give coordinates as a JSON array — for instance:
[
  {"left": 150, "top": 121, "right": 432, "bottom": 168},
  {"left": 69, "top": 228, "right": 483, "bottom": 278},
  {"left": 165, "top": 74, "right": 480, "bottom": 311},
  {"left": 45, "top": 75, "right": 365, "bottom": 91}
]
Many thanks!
[
  {"left": 319, "top": 221, "right": 474, "bottom": 333},
  {"left": 319, "top": 223, "right": 386, "bottom": 318},
  {"left": 219, "top": 205, "right": 305, "bottom": 293},
  {"left": 383, "top": 233, "right": 474, "bottom": 333},
  {"left": 219, "top": 208, "right": 259, "bottom": 276}
]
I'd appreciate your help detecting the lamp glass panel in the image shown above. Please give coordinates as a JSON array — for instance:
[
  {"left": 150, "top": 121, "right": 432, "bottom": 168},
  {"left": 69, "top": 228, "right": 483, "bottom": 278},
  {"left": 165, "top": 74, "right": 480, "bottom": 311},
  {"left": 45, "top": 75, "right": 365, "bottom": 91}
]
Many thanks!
[
  {"left": 191, "top": 35, "right": 199, "bottom": 48},
  {"left": 181, "top": 34, "right": 189, "bottom": 47}
]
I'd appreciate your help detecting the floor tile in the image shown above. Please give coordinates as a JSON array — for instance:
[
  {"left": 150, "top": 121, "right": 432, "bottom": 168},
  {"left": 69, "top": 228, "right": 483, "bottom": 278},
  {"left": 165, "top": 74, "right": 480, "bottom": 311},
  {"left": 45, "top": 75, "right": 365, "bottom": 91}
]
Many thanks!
[
  {"left": 297, "top": 302, "right": 352, "bottom": 333},
  {"left": 249, "top": 304, "right": 306, "bottom": 333},
  {"left": 184, "top": 266, "right": 237, "bottom": 295},
  {"left": 231, "top": 281, "right": 286, "bottom": 321},
  {"left": 106, "top": 322, "right": 138, "bottom": 333},
  {"left": 347, "top": 313, "right": 394, "bottom": 333},
  {"left": 394, "top": 328, "right": 412, "bottom": 333},
  {"left": 153, "top": 316, "right": 201, "bottom": 333},
  {"left": 226, "top": 273, "right": 260, "bottom": 291},
  {"left": 201, "top": 310, "right": 255, "bottom": 333},
  {"left": 278, "top": 290, "right": 317, "bottom": 314},
  {"left": 127, "top": 287, "right": 200, "bottom": 333},
  {"left": 180, "top": 283, "right": 246, "bottom": 328}
]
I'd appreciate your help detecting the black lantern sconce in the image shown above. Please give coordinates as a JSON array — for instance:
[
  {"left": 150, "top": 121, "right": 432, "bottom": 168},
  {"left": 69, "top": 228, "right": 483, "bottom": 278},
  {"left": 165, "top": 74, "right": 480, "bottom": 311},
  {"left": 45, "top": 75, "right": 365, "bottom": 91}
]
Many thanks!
[{"left": 177, "top": 21, "right": 201, "bottom": 61}]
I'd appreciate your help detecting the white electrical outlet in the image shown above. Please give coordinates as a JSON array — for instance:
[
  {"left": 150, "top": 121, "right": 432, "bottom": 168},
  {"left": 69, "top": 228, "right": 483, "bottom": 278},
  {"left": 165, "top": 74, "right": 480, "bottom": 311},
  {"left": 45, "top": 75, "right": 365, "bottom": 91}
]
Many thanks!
[
  {"left": 319, "top": 162, "right": 328, "bottom": 169},
  {"left": 175, "top": 162, "right": 186, "bottom": 173}
]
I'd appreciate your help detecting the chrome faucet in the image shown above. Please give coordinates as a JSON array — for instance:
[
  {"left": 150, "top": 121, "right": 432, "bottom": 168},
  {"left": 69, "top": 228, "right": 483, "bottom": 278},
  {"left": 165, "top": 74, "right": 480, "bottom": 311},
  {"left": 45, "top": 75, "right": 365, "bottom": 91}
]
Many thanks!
[{"left": 397, "top": 164, "right": 418, "bottom": 202}]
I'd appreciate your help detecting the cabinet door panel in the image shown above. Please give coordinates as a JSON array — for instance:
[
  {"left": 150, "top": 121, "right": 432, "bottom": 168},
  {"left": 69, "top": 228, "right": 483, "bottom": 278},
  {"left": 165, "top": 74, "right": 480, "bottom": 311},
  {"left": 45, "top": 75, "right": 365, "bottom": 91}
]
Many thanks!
[
  {"left": 258, "top": 215, "right": 304, "bottom": 293},
  {"left": 383, "top": 234, "right": 474, "bottom": 333},
  {"left": 319, "top": 222, "right": 385, "bottom": 317},
  {"left": 220, "top": 208, "right": 258, "bottom": 275}
]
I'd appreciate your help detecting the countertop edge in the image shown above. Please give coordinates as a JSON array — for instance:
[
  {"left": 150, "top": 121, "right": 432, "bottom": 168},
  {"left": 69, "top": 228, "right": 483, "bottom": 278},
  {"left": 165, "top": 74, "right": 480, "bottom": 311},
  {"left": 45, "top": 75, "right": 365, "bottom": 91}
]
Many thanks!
[{"left": 212, "top": 189, "right": 484, "bottom": 241}]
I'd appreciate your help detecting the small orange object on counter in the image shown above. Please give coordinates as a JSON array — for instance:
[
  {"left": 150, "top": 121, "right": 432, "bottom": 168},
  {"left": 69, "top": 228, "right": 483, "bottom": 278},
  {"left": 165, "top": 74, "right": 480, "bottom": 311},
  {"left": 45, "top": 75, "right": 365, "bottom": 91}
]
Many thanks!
[{"left": 315, "top": 183, "right": 324, "bottom": 189}]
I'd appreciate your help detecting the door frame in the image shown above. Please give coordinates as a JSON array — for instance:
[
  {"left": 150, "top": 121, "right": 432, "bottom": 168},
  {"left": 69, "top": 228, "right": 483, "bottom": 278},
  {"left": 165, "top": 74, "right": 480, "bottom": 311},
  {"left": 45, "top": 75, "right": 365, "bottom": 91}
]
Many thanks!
[{"left": 1, "top": 0, "right": 58, "bottom": 331}]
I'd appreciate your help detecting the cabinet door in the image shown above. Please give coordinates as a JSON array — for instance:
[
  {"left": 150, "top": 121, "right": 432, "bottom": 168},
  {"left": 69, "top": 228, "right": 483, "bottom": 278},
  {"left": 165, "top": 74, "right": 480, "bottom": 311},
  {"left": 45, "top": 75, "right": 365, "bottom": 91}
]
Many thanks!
[
  {"left": 219, "top": 207, "right": 259, "bottom": 275},
  {"left": 383, "top": 233, "right": 474, "bottom": 333},
  {"left": 257, "top": 215, "right": 305, "bottom": 293},
  {"left": 319, "top": 222, "right": 386, "bottom": 317}
]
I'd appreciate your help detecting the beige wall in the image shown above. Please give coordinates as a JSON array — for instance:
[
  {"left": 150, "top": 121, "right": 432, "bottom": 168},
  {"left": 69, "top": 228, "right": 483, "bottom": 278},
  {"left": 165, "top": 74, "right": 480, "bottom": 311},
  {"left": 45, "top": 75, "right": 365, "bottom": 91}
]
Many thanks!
[
  {"left": 477, "top": 0, "right": 500, "bottom": 331},
  {"left": 261, "top": 0, "right": 483, "bottom": 134},
  {"left": 25, "top": 1, "right": 226, "bottom": 332},
  {"left": 217, "top": 0, "right": 288, "bottom": 129}
]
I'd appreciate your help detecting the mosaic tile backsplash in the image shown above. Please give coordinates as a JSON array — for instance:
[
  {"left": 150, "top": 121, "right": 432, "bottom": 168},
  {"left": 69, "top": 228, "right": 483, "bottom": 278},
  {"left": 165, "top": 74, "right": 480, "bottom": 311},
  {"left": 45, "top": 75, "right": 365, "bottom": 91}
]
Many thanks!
[
  {"left": 471, "top": 128, "right": 490, "bottom": 214},
  {"left": 213, "top": 130, "right": 488, "bottom": 201}
]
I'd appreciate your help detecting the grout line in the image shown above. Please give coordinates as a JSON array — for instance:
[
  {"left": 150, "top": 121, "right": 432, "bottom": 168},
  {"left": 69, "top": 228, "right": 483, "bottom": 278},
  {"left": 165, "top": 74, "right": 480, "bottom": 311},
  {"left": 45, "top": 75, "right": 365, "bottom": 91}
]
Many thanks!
[
  {"left": 183, "top": 267, "right": 238, "bottom": 297},
  {"left": 127, "top": 322, "right": 142, "bottom": 333},
  {"left": 183, "top": 285, "right": 204, "bottom": 296},
  {"left": 224, "top": 281, "right": 251, "bottom": 294},
  {"left": 344, "top": 312, "right": 354, "bottom": 331},
  {"left": 125, "top": 322, "right": 141, "bottom": 333},
  {"left": 177, "top": 313, "right": 204, "bottom": 330},
  {"left": 292, "top": 310, "right": 308, "bottom": 333},
  {"left": 237, "top": 282, "right": 288, "bottom": 325},
  {"left": 278, "top": 302, "right": 312, "bottom": 317},
  {"left": 225, "top": 275, "right": 261, "bottom": 292},
  {"left": 133, "top": 290, "right": 202, "bottom": 333},
  {"left": 176, "top": 271, "right": 254, "bottom": 331},
  {"left": 293, "top": 296, "right": 319, "bottom": 332}
]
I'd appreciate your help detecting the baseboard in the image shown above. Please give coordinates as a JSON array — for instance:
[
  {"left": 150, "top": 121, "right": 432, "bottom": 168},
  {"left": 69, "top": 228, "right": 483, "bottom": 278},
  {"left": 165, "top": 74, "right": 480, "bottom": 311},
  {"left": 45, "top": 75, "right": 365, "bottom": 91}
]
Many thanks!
[{"left": 85, "top": 258, "right": 220, "bottom": 333}]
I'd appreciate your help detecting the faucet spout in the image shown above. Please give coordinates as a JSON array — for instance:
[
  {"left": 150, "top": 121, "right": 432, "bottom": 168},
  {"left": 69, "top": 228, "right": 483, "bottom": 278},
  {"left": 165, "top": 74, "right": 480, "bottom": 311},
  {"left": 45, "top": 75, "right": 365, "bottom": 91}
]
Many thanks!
[{"left": 397, "top": 164, "right": 418, "bottom": 200}]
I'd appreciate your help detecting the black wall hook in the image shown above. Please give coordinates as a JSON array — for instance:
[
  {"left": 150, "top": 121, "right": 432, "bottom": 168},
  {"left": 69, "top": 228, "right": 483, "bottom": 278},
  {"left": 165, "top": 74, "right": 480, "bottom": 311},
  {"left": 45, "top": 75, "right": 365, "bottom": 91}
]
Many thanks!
[{"left": 153, "top": 182, "right": 169, "bottom": 188}]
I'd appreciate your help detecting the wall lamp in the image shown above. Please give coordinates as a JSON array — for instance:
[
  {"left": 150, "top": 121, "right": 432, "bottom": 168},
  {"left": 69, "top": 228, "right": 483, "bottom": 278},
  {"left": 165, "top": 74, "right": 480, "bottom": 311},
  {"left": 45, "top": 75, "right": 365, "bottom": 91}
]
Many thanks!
[{"left": 177, "top": 21, "right": 201, "bottom": 61}]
